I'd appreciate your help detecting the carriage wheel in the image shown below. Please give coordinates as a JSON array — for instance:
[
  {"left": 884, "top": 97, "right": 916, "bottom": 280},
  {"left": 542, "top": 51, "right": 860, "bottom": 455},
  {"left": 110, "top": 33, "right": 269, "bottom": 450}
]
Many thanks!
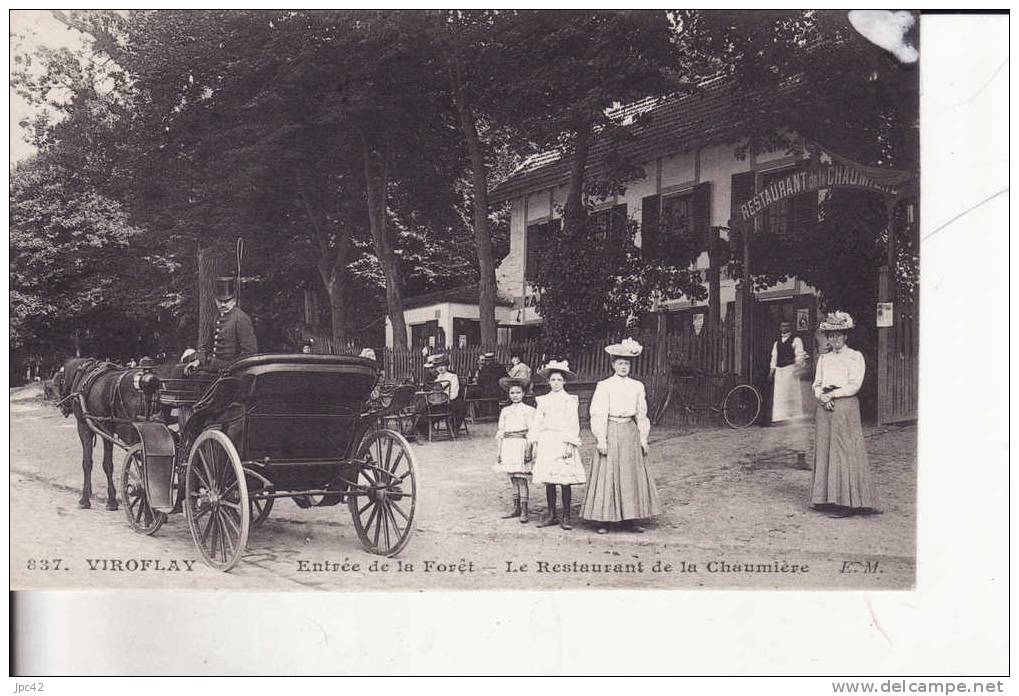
[
  {"left": 250, "top": 495, "right": 274, "bottom": 527},
  {"left": 348, "top": 429, "right": 417, "bottom": 557},
  {"left": 722, "top": 384, "right": 763, "bottom": 429},
  {"left": 184, "top": 430, "right": 250, "bottom": 571},
  {"left": 121, "top": 445, "right": 166, "bottom": 536}
]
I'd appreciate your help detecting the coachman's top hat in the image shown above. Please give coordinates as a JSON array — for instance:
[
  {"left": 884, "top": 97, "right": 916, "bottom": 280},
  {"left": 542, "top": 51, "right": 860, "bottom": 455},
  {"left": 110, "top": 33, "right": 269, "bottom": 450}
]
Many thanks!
[{"left": 214, "top": 276, "right": 238, "bottom": 302}]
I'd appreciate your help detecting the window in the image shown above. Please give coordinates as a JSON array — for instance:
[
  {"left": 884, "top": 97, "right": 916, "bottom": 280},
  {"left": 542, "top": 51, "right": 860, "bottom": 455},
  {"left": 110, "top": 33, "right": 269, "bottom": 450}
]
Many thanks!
[
  {"left": 411, "top": 320, "right": 442, "bottom": 350},
  {"left": 590, "top": 204, "right": 628, "bottom": 246},
  {"left": 758, "top": 169, "right": 792, "bottom": 238},
  {"left": 525, "top": 219, "right": 559, "bottom": 281},
  {"left": 661, "top": 191, "right": 695, "bottom": 249},
  {"left": 758, "top": 168, "right": 818, "bottom": 238},
  {"left": 643, "top": 182, "right": 710, "bottom": 265}
]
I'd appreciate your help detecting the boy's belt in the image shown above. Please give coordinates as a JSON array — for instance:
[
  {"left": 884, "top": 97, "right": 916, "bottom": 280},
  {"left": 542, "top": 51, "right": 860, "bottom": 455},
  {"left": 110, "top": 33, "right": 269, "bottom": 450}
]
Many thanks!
[
  {"left": 503, "top": 430, "right": 528, "bottom": 439},
  {"left": 608, "top": 415, "right": 636, "bottom": 423}
]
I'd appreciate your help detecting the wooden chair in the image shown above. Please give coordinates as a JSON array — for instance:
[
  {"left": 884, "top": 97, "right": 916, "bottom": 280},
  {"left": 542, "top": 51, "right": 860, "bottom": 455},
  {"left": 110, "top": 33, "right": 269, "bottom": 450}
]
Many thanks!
[
  {"left": 424, "top": 388, "right": 456, "bottom": 442},
  {"left": 379, "top": 385, "right": 417, "bottom": 439},
  {"left": 464, "top": 383, "right": 500, "bottom": 424}
]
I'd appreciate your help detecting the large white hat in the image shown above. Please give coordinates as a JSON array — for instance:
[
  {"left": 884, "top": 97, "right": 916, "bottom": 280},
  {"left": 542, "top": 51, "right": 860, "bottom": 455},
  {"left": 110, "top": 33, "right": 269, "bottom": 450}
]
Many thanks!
[
  {"left": 819, "top": 311, "right": 855, "bottom": 332},
  {"left": 536, "top": 359, "right": 577, "bottom": 381},
  {"left": 604, "top": 337, "right": 643, "bottom": 358}
]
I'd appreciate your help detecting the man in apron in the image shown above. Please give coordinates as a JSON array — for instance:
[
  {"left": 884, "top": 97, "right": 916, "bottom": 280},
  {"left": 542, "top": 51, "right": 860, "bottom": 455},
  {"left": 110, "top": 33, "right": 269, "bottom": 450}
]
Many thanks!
[{"left": 768, "top": 320, "right": 809, "bottom": 423}]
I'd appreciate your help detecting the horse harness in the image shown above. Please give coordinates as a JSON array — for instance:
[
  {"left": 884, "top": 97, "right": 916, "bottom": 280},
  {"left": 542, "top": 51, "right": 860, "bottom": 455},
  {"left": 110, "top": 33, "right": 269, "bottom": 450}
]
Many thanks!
[{"left": 58, "top": 360, "right": 140, "bottom": 444}]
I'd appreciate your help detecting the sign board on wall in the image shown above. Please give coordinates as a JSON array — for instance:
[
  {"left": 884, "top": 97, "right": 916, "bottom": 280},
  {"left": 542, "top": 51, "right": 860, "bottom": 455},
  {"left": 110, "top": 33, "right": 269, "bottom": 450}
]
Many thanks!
[
  {"left": 876, "top": 302, "right": 894, "bottom": 328},
  {"left": 737, "top": 164, "right": 902, "bottom": 222},
  {"left": 796, "top": 308, "right": 811, "bottom": 332}
]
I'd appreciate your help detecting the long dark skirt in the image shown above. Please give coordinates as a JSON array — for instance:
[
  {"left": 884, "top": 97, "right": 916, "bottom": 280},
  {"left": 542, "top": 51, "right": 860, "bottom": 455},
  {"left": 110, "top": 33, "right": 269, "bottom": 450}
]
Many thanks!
[
  {"left": 581, "top": 419, "right": 662, "bottom": 522},
  {"left": 811, "top": 396, "right": 878, "bottom": 509}
]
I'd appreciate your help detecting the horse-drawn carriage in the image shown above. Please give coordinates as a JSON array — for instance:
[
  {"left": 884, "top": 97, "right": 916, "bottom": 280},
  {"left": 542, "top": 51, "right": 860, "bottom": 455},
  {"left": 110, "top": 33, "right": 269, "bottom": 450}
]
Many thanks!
[{"left": 115, "top": 354, "right": 417, "bottom": 571}]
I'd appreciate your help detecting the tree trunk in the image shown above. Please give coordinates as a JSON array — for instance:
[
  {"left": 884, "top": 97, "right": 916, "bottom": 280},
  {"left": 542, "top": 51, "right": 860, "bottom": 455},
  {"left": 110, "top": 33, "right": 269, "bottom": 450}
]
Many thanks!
[
  {"left": 301, "top": 190, "right": 352, "bottom": 349},
  {"left": 450, "top": 63, "right": 498, "bottom": 348},
  {"left": 361, "top": 135, "right": 408, "bottom": 350},
  {"left": 563, "top": 119, "right": 593, "bottom": 234},
  {"left": 197, "top": 246, "right": 228, "bottom": 347}
]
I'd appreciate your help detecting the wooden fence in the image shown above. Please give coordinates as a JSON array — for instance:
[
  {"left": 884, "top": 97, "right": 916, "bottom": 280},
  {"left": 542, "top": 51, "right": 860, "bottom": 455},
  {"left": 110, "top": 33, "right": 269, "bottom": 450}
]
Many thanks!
[{"left": 305, "top": 322, "right": 739, "bottom": 429}]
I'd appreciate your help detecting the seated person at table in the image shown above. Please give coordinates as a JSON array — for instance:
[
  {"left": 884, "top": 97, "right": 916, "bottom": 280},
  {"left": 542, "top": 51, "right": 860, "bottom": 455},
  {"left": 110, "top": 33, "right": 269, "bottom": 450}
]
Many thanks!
[
  {"left": 472, "top": 352, "right": 508, "bottom": 417},
  {"left": 508, "top": 354, "right": 533, "bottom": 391},
  {"left": 433, "top": 354, "right": 468, "bottom": 430}
]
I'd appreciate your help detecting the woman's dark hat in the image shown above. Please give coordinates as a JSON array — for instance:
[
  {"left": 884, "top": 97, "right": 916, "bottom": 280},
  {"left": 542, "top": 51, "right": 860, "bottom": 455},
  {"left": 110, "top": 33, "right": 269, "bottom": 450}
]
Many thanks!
[{"left": 214, "top": 276, "right": 238, "bottom": 301}]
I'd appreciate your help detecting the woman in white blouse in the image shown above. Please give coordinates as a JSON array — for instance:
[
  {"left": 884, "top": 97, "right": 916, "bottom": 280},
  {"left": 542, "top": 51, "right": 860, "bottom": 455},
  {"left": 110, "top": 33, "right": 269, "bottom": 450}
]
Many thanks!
[
  {"left": 581, "top": 338, "right": 662, "bottom": 534},
  {"left": 528, "top": 360, "right": 587, "bottom": 530},
  {"left": 811, "top": 312, "right": 879, "bottom": 517}
]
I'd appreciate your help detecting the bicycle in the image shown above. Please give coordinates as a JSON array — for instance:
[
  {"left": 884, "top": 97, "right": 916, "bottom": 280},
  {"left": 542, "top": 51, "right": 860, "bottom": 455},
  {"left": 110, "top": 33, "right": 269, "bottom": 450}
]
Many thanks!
[{"left": 651, "top": 367, "right": 762, "bottom": 429}]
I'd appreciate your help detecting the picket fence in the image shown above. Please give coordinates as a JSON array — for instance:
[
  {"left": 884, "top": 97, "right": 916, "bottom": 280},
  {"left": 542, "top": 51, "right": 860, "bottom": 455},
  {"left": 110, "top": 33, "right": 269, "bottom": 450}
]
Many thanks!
[{"left": 304, "top": 321, "right": 740, "bottom": 429}]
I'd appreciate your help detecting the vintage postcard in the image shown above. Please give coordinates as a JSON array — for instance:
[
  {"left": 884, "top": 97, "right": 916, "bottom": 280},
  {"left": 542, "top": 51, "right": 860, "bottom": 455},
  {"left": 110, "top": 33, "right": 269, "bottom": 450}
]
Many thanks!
[{"left": 10, "top": 9, "right": 929, "bottom": 594}]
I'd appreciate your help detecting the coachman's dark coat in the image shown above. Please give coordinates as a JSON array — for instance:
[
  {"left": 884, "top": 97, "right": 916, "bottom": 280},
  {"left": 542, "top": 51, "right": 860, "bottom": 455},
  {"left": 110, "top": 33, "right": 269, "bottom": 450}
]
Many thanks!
[{"left": 199, "top": 306, "right": 258, "bottom": 371}]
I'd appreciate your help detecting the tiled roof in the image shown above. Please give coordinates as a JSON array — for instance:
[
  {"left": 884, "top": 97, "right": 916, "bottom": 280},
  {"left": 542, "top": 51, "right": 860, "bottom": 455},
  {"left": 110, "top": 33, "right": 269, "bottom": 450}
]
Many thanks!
[
  {"left": 403, "top": 284, "right": 515, "bottom": 310},
  {"left": 489, "top": 74, "right": 803, "bottom": 204}
]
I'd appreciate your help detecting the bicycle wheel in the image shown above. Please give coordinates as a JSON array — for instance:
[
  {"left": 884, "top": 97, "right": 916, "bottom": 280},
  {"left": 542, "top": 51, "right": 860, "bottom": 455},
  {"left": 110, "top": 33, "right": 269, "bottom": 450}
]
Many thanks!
[{"left": 722, "top": 384, "right": 762, "bottom": 429}]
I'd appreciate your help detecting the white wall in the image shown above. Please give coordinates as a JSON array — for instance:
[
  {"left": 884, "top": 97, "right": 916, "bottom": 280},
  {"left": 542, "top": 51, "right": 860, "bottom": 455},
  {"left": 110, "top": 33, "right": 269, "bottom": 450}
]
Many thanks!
[
  {"left": 495, "top": 137, "right": 816, "bottom": 323},
  {"left": 386, "top": 303, "right": 518, "bottom": 348}
]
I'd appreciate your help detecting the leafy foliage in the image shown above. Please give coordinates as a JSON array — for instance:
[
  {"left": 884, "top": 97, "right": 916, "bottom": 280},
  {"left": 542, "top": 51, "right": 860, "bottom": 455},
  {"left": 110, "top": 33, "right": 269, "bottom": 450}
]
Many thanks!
[
  {"left": 10, "top": 155, "right": 156, "bottom": 357},
  {"left": 535, "top": 217, "right": 706, "bottom": 356}
]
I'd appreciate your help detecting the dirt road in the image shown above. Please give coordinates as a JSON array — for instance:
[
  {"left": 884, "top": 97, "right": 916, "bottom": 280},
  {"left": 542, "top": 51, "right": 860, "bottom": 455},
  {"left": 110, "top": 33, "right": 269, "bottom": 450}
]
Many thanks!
[{"left": 10, "top": 384, "right": 916, "bottom": 590}]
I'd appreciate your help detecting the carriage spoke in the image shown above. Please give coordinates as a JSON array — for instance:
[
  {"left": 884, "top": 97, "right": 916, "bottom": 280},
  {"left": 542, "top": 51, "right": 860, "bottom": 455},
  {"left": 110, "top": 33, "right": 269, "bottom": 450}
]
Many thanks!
[
  {"left": 384, "top": 438, "right": 395, "bottom": 472},
  {"left": 387, "top": 450, "right": 405, "bottom": 476},
  {"left": 383, "top": 502, "right": 403, "bottom": 540},
  {"left": 371, "top": 504, "right": 383, "bottom": 547},
  {"left": 201, "top": 510, "right": 216, "bottom": 547},
  {"left": 220, "top": 508, "right": 240, "bottom": 536},
  {"left": 220, "top": 500, "right": 242, "bottom": 511},
  {"left": 196, "top": 448, "right": 215, "bottom": 492},
  {"left": 358, "top": 500, "right": 373, "bottom": 516},
  {"left": 192, "top": 465, "right": 211, "bottom": 492},
  {"left": 381, "top": 503, "right": 392, "bottom": 550},
  {"left": 216, "top": 516, "right": 229, "bottom": 563},
  {"left": 390, "top": 500, "right": 410, "bottom": 522},
  {"left": 219, "top": 514, "right": 236, "bottom": 557},
  {"left": 362, "top": 504, "right": 380, "bottom": 544},
  {"left": 221, "top": 479, "right": 239, "bottom": 497},
  {"left": 142, "top": 502, "right": 153, "bottom": 527},
  {"left": 208, "top": 515, "right": 219, "bottom": 558}
]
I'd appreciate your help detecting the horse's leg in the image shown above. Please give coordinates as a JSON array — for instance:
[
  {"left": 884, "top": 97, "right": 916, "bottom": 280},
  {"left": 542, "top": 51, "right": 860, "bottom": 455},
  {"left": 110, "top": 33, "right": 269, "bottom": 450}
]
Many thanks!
[
  {"left": 77, "top": 417, "right": 95, "bottom": 509},
  {"left": 102, "top": 438, "right": 119, "bottom": 511}
]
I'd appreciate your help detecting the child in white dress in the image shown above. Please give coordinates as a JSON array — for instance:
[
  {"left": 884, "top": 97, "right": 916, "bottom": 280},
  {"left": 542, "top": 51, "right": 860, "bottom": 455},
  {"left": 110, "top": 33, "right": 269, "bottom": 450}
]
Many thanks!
[
  {"left": 528, "top": 361, "right": 587, "bottom": 530},
  {"left": 493, "top": 377, "right": 536, "bottom": 523}
]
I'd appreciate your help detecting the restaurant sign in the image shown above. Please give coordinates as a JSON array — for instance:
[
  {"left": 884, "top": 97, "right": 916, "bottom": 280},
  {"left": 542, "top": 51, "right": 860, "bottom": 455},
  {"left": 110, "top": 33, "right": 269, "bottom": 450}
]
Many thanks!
[{"left": 737, "top": 164, "right": 901, "bottom": 222}]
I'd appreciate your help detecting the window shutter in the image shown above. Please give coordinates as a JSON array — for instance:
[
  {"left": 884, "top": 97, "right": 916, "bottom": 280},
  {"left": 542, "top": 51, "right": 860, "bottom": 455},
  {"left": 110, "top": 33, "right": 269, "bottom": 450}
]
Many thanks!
[
  {"left": 611, "top": 203, "right": 628, "bottom": 247},
  {"left": 692, "top": 181, "right": 711, "bottom": 250},
  {"left": 729, "top": 171, "right": 756, "bottom": 250},
  {"left": 525, "top": 224, "right": 540, "bottom": 281},
  {"left": 640, "top": 195, "right": 661, "bottom": 260},
  {"left": 793, "top": 186, "right": 819, "bottom": 235}
]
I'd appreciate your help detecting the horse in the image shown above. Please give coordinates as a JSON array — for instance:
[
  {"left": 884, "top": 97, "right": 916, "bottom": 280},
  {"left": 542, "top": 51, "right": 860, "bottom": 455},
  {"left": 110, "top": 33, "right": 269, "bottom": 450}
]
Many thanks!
[{"left": 57, "top": 357, "right": 175, "bottom": 511}]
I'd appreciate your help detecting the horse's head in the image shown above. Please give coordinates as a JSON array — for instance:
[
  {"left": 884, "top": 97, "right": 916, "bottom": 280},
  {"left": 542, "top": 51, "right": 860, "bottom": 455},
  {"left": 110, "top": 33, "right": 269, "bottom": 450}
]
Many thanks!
[{"left": 57, "top": 357, "right": 93, "bottom": 416}]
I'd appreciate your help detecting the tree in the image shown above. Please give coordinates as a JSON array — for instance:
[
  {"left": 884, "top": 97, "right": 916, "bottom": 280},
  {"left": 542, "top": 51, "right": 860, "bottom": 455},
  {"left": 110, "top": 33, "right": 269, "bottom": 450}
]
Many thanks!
[
  {"left": 10, "top": 155, "right": 147, "bottom": 357},
  {"left": 685, "top": 10, "right": 920, "bottom": 306},
  {"left": 493, "top": 11, "right": 706, "bottom": 352}
]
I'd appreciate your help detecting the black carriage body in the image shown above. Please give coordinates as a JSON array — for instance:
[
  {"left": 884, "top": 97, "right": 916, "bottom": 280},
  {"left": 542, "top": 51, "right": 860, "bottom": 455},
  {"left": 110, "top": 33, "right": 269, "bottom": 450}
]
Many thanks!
[
  {"left": 210, "top": 354, "right": 378, "bottom": 490},
  {"left": 132, "top": 353, "right": 417, "bottom": 568}
]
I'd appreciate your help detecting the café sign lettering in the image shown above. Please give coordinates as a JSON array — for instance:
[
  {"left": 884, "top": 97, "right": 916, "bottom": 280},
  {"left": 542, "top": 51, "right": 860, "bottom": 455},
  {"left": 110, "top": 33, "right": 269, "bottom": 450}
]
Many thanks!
[{"left": 737, "top": 164, "right": 900, "bottom": 222}]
